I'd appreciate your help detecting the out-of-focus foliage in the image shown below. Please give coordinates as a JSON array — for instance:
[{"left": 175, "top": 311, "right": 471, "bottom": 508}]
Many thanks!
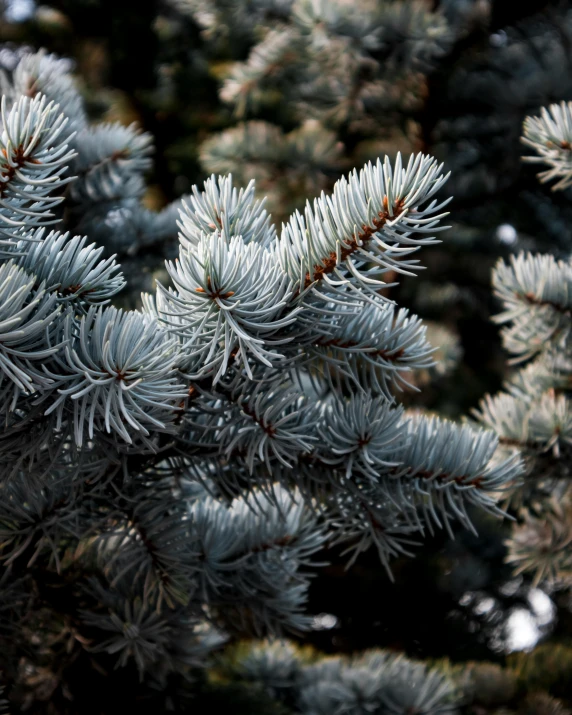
[{"left": 467, "top": 99, "right": 572, "bottom": 596}]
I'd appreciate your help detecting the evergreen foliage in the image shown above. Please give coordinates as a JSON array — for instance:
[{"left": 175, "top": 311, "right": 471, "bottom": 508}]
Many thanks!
[
  {"left": 472, "top": 99, "right": 572, "bottom": 593},
  {"left": 3, "top": 2, "right": 572, "bottom": 712},
  {"left": 173, "top": 0, "right": 572, "bottom": 225},
  {"left": 209, "top": 638, "right": 572, "bottom": 715},
  {"left": 181, "top": 0, "right": 454, "bottom": 220},
  {"left": 0, "top": 45, "right": 525, "bottom": 709}
]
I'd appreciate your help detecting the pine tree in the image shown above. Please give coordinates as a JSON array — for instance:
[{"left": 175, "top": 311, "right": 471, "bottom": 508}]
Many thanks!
[
  {"left": 0, "top": 47, "right": 523, "bottom": 710},
  {"left": 179, "top": 0, "right": 456, "bottom": 221},
  {"left": 474, "top": 100, "right": 572, "bottom": 591}
]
